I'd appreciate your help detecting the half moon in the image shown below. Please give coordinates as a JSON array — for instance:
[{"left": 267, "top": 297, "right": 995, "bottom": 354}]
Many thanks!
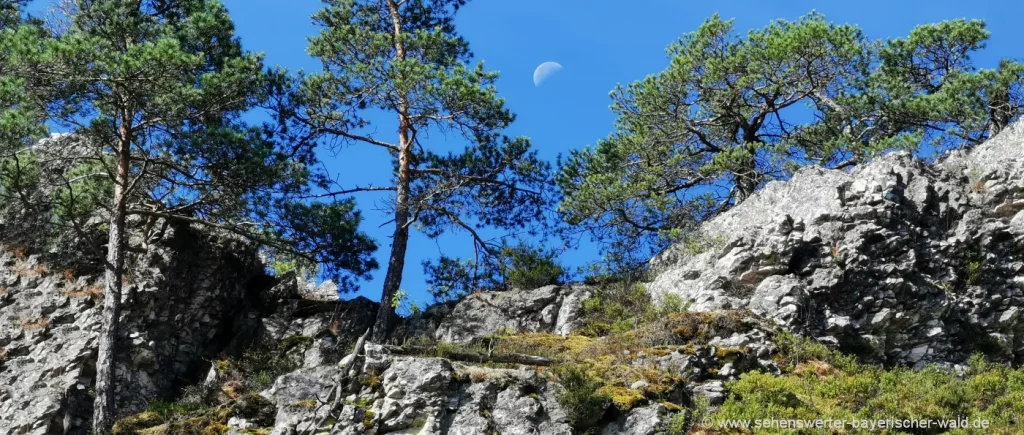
[{"left": 533, "top": 61, "right": 563, "bottom": 86}]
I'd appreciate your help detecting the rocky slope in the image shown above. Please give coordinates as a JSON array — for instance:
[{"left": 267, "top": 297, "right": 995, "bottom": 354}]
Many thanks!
[
  {"left": 649, "top": 121, "right": 1024, "bottom": 368},
  {"left": 4, "top": 122, "right": 1024, "bottom": 434}
]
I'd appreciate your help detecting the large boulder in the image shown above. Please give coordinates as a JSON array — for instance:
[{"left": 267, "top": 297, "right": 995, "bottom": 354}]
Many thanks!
[
  {"left": 648, "top": 121, "right": 1024, "bottom": 367},
  {"left": 434, "top": 284, "right": 593, "bottom": 343}
]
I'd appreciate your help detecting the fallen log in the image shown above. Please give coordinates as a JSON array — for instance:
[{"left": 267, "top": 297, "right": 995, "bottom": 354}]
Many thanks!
[{"left": 380, "top": 344, "right": 553, "bottom": 366}]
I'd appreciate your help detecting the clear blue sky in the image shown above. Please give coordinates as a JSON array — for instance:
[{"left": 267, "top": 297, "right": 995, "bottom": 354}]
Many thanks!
[{"left": 38, "top": 0, "right": 1024, "bottom": 305}]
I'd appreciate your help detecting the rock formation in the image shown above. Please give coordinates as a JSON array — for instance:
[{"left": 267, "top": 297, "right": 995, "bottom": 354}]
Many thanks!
[
  {"left": 4, "top": 122, "right": 1024, "bottom": 434},
  {"left": 649, "top": 121, "right": 1024, "bottom": 367},
  {"left": 434, "top": 284, "right": 593, "bottom": 343},
  {"left": 0, "top": 222, "right": 265, "bottom": 434}
]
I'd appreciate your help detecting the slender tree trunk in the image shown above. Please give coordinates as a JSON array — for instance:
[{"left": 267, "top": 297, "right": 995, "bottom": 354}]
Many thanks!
[
  {"left": 92, "top": 126, "right": 131, "bottom": 433},
  {"left": 371, "top": 0, "right": 409, "bottom": 344},
  {"left": 735, "top": 131, "right": 761, "bottom": 202},
  {"left": 370, "top": 179, "right": 409, "bottom": 343}
]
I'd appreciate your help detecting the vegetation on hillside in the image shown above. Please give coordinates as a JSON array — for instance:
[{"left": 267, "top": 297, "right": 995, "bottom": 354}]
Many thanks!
[
  {"left": 110, "top": 282, "right": 1024, "bottom": 434},
  {"left": 3, "top": 1, "right": 1024, "bottom": 432},
  {"left": 2, "top": 0, "right": 378, "bottom": 430},
  {"left": 423, "top": 241, "right": 568, "bottom": 301},
  {"left": 558, "top": 13, "right": 1024, "bottom": 271}
]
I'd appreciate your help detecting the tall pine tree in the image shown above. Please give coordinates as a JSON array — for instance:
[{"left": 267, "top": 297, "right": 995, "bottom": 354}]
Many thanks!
[
  {"left": 286, "top": 0, "right": 551, "bottom": 342},
  {"left": 3, "top": 0, "right": 378, "bottom": 430}
]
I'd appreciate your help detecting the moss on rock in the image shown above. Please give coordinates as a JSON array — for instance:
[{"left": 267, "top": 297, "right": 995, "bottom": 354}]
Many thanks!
[{"left": 112, "top": 411, "right": 164, "bottom": 434}]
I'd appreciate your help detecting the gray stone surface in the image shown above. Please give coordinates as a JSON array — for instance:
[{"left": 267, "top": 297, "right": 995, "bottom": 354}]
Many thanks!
[
  {"left": 601, "top": 404, "right": 667, "bottom": 435},
  {"left": 435, "top": 284, "right": 593, "bottom": 343},
  {"left": 648, "top": 120, "right": 1024, "bottom": 366},
  {"left": 262, "top": 344, "right": 573, "bottom": 435},
  {"left": 0, "top": 223, "right": 264, "bottom": 434},
  {"left": 255, "top": 295, "right": 377, "bottom": 368}
]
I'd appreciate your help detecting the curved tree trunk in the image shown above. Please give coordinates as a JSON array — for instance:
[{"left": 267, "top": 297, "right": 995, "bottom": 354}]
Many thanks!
[
  {"left": 371, "top": 0, "right": 410, "bottom": 344},
  {"left": 92, "top": 129, "right": 131, "bottom": 432},
  {"left": 989, "top": 82, "right": 1012, "bottom": 138}
]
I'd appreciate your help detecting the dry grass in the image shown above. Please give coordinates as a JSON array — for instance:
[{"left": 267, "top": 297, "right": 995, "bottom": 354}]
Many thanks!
[
  {"left": 488, "top": 310, "right": 752, "bottom": 367},
  {"left": 462, "top": 366, "right": 493, "bottom": 383},
  {"left": 327, "top": 318, "right": 341, "bottom": 337},
  {"left": 63, "top": 285, "right": 104, "bottom": 299},
  {"left": 14, "top": 263, "right": 49, "bottom": 277},
  {"left": 484, "top": 310, "right": 753, "bottom": 412},
  {"left": 794, "top": 360, "right": 838, "bottom": 379},
  {"left": 830, "top": 241, "right": 844, "bottom": 265},
  {"left": 20, "top": 317, "right": 50, "bottom": 331}
]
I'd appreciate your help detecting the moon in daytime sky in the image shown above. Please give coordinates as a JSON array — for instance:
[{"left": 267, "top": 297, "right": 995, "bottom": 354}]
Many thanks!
[{"left": 533, "top": 62, "right": 563, "bottom": 86}]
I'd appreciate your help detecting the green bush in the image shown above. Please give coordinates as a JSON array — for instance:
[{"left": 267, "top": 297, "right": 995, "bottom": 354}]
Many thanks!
[
  {"left": 772, "top": 331, "right": 861, "bottom": 373},
  {"left": 666, "top": 395, "right": 709, "bottom": 435},
  {"left": 502, "top": 244, "right": 566, "bottom": 290},
  {"left": 577, "top": 281, "right": 687, "bottom": 336},
  {"left": 555, "top": 363, "right": 611, "bottom": 431},
  {"left": 966, "top": 249, "right": 984, "bottom": 286},
  {"left": 234, "top": 343, "right": 302, "bottom": 392},
  {"left": 701, "top": 354, "right": 1024, "bottom": 434}
]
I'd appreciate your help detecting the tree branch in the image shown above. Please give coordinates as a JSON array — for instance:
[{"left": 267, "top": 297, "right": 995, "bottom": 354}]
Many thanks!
[{"left": 299, "top": 186, "right": 397, "bottom": 199}]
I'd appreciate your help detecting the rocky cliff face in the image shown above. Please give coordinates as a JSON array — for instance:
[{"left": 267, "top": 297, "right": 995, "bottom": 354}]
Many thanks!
[
  {"left": 6, "top": 123, "right": 1024, "bottom": 435},
  {"left": 0, "top": 223, "right": 265, "bottom": 434},
  {"left": 649, "top": 121, "right": 1024, "bottom": 367}
]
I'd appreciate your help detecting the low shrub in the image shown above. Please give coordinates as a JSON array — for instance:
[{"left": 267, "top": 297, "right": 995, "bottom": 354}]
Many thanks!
[
  {"left": 577, "top": 281, "right": 668, "bottom": 337},
  {"left": 554, "top": 363, "right": 611, "bottom": 431},
  {"left": 700, "top": 354, "right": 1024, "bottom": 434}
]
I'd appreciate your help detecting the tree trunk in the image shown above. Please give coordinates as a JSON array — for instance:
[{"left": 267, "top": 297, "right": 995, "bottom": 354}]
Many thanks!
[
  {"left": 371, "top": 182, "right": 410, "bottom": 343},
  {"left": 989, "top": 84, "right": 1012, "bottom": 138},
  {"left": 735, "top": 133, "right": 761, "bottom": 202},
  {"left": 92, "top": 128, "right": 131, "bottom": 433},
  {"left": 371, "top": 0, "right": 411, "bottom": 344}
]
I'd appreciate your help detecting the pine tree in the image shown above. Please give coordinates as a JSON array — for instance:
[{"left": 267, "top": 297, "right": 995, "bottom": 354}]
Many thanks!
[
  {"left": 558, "top": 14, "right": 1024, "bottom": 270},
  {"left": 0, "top": 0, "right": 44, "bottom": 149},
  {"left": 287, "top": 0, "right": 551, "bottom": 342},
  {"left": 3, "top": 0, "right": 378, "bottom": 430}
]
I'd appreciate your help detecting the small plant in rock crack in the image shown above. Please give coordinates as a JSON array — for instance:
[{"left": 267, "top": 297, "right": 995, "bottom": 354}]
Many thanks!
[
  {"left": 830, "top": 241, "right": 846, "bottom": 268},
  {"left": 676, "top": 232, "right": 728, "bottom": 257},
  {"left": 965, "top": 250, "right": 984, "bottom": 286},
  {"left": 968, "top": 167, "right": 987, "bottom": 193}
]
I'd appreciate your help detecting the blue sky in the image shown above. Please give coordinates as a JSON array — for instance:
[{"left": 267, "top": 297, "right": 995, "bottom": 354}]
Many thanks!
[
  {"left": 212, "top": 0, "right": 1024, "bottom": 306},
  {"left": 33, "top": 0, "right": 1024, "bottom": 306}
]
